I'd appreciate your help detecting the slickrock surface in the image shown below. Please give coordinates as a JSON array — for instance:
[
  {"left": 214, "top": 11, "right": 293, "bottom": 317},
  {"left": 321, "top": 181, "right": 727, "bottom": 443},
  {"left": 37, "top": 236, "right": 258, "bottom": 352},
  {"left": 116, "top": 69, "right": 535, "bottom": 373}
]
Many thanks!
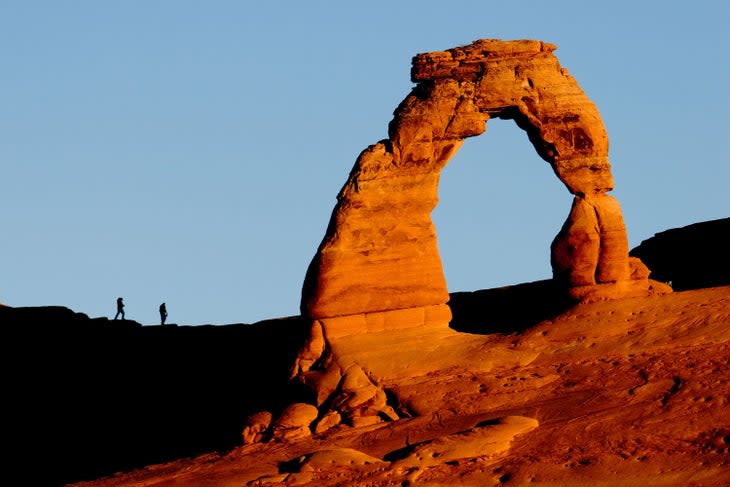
[
  {"left": 71, "top": 285, "right": 730, "bottom": 486},
  {"left": 302, "top": 39, "right": 662, "bottom": 323}
]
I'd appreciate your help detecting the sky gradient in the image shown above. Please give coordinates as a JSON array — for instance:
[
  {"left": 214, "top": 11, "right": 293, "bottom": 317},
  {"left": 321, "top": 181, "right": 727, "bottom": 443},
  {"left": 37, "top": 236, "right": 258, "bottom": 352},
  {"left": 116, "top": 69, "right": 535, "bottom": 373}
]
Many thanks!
[{"left": 2, "top": 1, "right": 728, "bottom": 325}]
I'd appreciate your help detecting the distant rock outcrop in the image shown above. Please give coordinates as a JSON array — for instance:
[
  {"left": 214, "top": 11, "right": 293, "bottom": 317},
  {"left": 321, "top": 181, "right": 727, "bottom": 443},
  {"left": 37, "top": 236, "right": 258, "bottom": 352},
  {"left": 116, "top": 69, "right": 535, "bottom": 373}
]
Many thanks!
[{"left": 630, "top": 217, "right": 730, "bottom": 290}]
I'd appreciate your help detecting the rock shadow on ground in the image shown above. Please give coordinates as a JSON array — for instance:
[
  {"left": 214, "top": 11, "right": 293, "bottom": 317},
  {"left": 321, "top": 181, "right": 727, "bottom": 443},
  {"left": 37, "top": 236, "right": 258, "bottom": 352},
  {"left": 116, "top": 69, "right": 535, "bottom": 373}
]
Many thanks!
[{"left": 448, "top": 279, "right": 575, "bottom": 335}]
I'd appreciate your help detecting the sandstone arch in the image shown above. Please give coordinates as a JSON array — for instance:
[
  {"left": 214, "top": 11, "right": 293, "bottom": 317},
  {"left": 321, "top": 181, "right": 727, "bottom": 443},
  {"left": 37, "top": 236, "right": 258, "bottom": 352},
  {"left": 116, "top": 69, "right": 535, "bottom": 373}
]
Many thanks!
[{"left": 302, "top": 39, "right": 666, "bottom": 322}]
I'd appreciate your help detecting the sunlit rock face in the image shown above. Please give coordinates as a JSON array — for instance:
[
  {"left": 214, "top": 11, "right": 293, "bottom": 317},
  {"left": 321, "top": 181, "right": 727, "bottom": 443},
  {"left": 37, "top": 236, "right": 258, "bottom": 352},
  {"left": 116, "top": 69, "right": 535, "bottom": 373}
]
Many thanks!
[{"left": 302, "top": 39, "right": 663, "bottom": 321}]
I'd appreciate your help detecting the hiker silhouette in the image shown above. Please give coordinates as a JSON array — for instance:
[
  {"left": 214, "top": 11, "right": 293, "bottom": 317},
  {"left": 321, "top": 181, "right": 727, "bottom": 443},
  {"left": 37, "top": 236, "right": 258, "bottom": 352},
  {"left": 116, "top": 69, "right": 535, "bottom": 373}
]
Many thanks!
[
  {"left": 114, "top": 297, "right": 125, "bottom": 320},
  {"left": 159, "top": 302, "right": 168, "bottom": 325}
]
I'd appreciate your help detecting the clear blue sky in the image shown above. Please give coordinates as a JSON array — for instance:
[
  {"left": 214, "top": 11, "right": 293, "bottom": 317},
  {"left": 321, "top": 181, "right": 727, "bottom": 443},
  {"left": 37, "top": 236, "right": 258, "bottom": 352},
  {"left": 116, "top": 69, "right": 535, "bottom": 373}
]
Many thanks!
[{"left": 2, "top": 2, "right": 728, "bottom": 325}]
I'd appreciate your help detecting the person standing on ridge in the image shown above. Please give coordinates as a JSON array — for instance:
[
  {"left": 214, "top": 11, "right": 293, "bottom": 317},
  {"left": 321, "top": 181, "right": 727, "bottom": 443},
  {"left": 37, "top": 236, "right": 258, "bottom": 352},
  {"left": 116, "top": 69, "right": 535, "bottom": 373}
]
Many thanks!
[
  {"left": 114, "top": 297, "right": 125, "bottom": 320},
  {"left": 159, "top": 302, "right": 168, "bottom": 325}
]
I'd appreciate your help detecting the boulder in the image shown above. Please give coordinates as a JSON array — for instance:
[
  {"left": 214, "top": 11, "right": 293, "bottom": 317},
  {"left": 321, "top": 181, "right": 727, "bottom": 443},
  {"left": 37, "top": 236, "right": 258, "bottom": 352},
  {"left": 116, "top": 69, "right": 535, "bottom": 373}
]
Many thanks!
[
  {"left": 328, "top": 364, "right": 399, "bottom": 426},
  {"left": 241, "top": 411, "right": 272, "bottom": 445},
  {"left": 270, "top": 403, "right": 319, "bottom": 442}
]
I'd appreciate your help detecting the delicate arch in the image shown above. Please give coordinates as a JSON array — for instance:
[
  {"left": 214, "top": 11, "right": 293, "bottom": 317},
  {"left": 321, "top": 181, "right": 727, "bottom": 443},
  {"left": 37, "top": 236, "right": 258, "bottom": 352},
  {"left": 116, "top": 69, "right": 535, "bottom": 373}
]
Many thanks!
[{"left": 301, "top": 39, "right": 651, "bottom": 320}]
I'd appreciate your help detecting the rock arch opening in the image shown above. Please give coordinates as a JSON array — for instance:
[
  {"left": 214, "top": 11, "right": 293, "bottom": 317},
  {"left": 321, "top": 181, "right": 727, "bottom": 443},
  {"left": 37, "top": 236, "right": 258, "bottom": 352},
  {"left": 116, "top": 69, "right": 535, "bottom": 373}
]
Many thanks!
[{"left": 433, "top": 118, "right": 568, "bottom": 293}]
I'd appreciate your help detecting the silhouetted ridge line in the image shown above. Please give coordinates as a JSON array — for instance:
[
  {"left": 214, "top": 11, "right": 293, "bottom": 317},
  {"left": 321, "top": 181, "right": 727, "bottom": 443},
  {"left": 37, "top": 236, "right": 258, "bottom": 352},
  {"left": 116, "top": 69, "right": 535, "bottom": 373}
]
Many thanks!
[
  {"left": 630, "top": 217, "right": 730, "bottom": 291},
  {"left": 3, "top": 306, "right": 311, "bottom": 487}
]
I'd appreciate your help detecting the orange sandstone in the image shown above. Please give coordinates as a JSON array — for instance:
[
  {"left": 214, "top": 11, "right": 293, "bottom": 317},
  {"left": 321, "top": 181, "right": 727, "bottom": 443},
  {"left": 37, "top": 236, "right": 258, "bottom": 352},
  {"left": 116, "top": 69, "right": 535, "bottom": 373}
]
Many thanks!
[
  {"left": 294, "top": 39, "right": 671, "bottom": 425},
  {"left": 302, "top": 39, "right": 666, "bottom": 324}
]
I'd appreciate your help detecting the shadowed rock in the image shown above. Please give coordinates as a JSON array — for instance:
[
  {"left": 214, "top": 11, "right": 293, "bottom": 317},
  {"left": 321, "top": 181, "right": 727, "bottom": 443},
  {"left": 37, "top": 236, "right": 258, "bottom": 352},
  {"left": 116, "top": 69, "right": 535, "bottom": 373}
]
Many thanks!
[
  {"left": 1, "top": 306, "right": 312, "bottom": 487},
  {"left": 630, "top": 217, "right": 730, "bottom": 290}
]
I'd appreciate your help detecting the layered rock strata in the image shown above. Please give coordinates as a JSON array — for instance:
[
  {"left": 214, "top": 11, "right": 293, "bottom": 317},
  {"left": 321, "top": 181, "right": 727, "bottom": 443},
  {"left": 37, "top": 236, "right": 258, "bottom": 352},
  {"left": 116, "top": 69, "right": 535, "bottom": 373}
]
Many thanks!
[{"left": 302, "top": 38, "right": 663, "bottom": 327}]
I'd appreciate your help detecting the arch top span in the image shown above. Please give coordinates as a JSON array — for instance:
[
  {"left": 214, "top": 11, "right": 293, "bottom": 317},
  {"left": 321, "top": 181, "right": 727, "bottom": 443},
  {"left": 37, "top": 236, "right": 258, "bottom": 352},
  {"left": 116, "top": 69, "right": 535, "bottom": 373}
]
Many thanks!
[
  {"left": 406, "top": 38, "right": 613, "bottom": 195},
  {"left": 300, "top": 39, "right": 668, "bottom": 322}
]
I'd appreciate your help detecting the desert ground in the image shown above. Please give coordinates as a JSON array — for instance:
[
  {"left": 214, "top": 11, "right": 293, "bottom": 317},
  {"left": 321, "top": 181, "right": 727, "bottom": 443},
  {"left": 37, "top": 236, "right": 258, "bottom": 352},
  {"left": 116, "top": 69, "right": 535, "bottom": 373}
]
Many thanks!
[{"left": 66, "top": 284, "right": 729, "bottom": 487}]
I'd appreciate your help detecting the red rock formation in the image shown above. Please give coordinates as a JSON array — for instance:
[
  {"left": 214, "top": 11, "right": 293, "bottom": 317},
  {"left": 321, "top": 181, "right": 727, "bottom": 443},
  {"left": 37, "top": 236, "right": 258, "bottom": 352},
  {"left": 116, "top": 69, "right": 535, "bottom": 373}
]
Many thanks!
[
  {"left": 302, "top": 39, "right": 666, "bottom": 323},
  {"left": 293, "top": 39, "right": 672, "bottom": 425}
]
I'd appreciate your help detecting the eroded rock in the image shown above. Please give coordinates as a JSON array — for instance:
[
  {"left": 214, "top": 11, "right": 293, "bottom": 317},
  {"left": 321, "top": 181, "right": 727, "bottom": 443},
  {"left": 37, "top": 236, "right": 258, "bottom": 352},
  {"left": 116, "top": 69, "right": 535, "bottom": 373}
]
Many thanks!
[
  {"left": 301, "top": 38, "right": 659, "bottom": 324},
  {"left": 289, "top": 320, "right": 325, "bottom": 379},
  {"left": 317, "top": 364, "right": 399, "bottom": 428},
  {"left": 270, "top": 403, "right": 318, "bottom": 442},
  {"left": 313, "top": 411, "right": 342, "bottom": 435},
  {"left": 551, "top": 193, "right": 630, "bottom": 286},
  {"left": 241, "top": 411, "right": 272, "bottom": 445}
]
